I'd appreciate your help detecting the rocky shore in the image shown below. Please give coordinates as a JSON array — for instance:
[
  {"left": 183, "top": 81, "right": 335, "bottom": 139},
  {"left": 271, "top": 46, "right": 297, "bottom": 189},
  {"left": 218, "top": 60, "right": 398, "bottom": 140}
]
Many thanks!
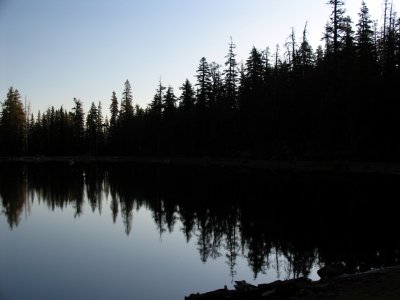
[{"left": 185, "top": 265, "right": 400, "bottom": 300}]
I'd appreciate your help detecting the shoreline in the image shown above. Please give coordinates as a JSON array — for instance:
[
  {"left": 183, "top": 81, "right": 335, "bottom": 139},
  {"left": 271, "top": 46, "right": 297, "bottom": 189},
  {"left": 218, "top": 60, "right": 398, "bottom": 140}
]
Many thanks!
[
  {"left": 186, "top": 265, "right": 400, "bottom": 300},
  {"left": 1, "top": 156, "right": 400, "bottom": 175}
]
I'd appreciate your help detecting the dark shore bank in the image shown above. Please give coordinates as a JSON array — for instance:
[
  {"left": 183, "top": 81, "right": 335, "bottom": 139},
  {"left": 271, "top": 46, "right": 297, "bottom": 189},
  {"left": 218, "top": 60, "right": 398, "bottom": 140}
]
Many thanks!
[
  {"left": 2, "top": 156, "right": 400, "bottom": 175},
  {"left": 186, "top": 265, "right": 400, "bottom": 300}
]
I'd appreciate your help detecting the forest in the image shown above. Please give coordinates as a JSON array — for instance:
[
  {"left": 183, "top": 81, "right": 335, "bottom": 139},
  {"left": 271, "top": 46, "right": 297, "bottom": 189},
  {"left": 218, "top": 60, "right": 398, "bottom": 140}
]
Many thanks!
[{"left": 1, "top": 1, "right": 399, "bottom": 159}]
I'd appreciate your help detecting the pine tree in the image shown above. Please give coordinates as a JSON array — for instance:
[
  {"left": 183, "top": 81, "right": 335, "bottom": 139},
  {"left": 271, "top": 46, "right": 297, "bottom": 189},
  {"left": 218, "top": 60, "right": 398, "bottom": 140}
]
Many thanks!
[
  {"left": 108, "top": 91, "right": 119, "bottom": 150},
  {"left": 262, "top": 47, "right": 273, "bottom": 87},
  {"left": 86, "top": 102, "right": 99, "bottom": 153},
  {"left": 0, "top": 87, "right": 26, "bottom": 155},
  {"left": 97, "top": 101, "right": 104, "bottom": 137},
  {"left": 196, "top": 57, "right": 212, "bottom": 110},
  {"left": 224, "top": 38, "right": 238, "bottom": 109},
  {"left": 355, "top": 1, "right": 376, "bottom": 86},
  {"left": 326, "top": 0, "right": 347, "bottom": 55},
  {"left": 286, "top": 28, "right": 298, "bottom": 71},
  {"left": 237, "top": 62, "right": 248, "bottom": 110},
  {"left": 109, "top": 91, "right": 119, "bottom": 129},
  {"left": 209, "top": 62, "right": 223, "bottom": 107},
  {"left": 163, "top": 86, "right": 176, "bottom": 116},
  {"left": 150, "top": 79, "right": 165, "bottom": 117},
  {"left": 72, "top": 98, "right": 85, "bottom": 154},
  {"left": 179, "top": 79, "right": 195, "bottom": 113},
  {"left": 299, "top": 23, "right": 314, "bottom": 72},
  {"left": 381, "top": 2, "right": 397, "bottom": 78},
  {"left": 120, "top": 80, "right": 134, "bottom": 121},
  {"left": 396, "top": 17, "right": 400, "bottom": 75},
  {"left": 245, "top": 47, "right": 264, "bottom": 90},
  {"left": 356, "top": 2, "right": 374, "bottom": 57}
]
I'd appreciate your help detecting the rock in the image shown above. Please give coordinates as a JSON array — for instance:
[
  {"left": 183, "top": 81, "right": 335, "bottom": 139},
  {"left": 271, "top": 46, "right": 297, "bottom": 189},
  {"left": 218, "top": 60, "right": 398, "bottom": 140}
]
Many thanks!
[
  {"left": 234, "top": 280, "right": 256, "bottom": 291},
  {"left": 295, "top": 288, "right": 314, "bottom": 298},
  {"left": 185, "top": 293, "right": 199, "bottom": 299},
  {"left": 261, "top": 288, "right": 276, "bottom": 298},
  {"left": 185, "top": 288, "right": 232, "bottom": 299},
  {"left": 186, "top": 266, "right": 400, "bottom": 300},
  {"left": 317, "top": 263, "right": 346, "bottom": 279}
]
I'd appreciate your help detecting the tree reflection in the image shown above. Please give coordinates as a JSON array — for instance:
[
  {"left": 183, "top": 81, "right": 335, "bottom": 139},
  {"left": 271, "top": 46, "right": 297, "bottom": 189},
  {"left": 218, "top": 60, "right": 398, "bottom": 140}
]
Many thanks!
[
  {"left": 1, "top": 162, "right": 399, "bottom": 280},
  {"left": 224, "top": 207, "right": 240, "bottom": 280},
  {"left": 110, "top": 192, "right": 119, "bottom": 224},
  {"left": 121, "top": 199, "right": 134, "bottom": 235},
  {"left": 0, "top": 163, "right": 27, "bottom": 228},
  {"left": 179, "top": 204, "right": 195, "bottom": 242},
  {"left": 281, "top": 244, "right": 316, "bottom": 280},
  {"left": 85, "top": 165, "right": 105, "bottom": 214},
  {"left": 27, "top": 162, "right": 85, "bottom": 217},
  {"left": 196, "top": 209, "right": 213, "bottom": 263}
]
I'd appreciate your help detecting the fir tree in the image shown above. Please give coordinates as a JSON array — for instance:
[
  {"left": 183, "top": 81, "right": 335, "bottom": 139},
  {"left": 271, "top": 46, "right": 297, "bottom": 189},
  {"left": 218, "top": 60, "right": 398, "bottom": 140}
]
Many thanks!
[
  {"left": 120, "top": 80, "right": 134, "bottom": 121},
  {"left": 86, "top": 102, "right": 99, "bottom": 153},
  {"left": 196, "top": 57, "right": 212, "bottom": 110},
  {"left": 326, "top": 0, "right": 347, "bottom": 55},
  {"left": 179, "top": 79, "right": 195, "bottom": 113},
  {"left": 0, "top": 87, "right": 26, "bottom": 155},
  {"left": 163, "top": 86, "right": 177, "bottom": 116},
  {"left": 72, "top": 98, "right": 85, "bottom": 154},
  {"left": 224, "top": 38, "right": 238, "bottom": 109},
  {"left": 150, "top": 79, "right": 165, "bottom": 117},
  {"left": 109, "top": 91, "right": 119, "bottom": 129}
]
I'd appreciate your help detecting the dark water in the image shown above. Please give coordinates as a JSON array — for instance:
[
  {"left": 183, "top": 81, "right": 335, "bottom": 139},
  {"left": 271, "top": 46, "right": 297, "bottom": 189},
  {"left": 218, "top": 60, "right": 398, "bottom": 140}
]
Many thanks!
[{"left": 0, "top": 162, "right": 399, "bottom": 300}]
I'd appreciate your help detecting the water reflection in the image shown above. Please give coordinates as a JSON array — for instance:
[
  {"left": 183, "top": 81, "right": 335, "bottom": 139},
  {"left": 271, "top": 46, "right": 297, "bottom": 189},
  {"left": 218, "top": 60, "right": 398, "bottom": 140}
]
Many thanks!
[{"left": 1, "top": 162, "right": 399, "bottom": 280}]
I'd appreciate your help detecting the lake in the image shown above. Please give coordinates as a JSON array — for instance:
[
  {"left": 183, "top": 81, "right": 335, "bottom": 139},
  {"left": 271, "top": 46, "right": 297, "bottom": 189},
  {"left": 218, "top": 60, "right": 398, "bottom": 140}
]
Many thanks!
[{"left": 1, "top": 162, "right": 399, "bottom": 300}]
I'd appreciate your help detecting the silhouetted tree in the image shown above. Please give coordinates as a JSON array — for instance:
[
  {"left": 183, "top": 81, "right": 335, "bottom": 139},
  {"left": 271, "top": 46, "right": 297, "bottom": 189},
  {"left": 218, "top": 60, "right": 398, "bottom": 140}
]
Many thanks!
[
  {"left": 110, "top": 91, "right": 119, "bottom": 126},
  {"left": 0, "top": 87, "right": 26, "bottom": 155},
  {"left": 298, "top": 23, "right": 314, "bottom": 74},
  {"left": 356, "top": 2, "right": 374, "bottom": 52},
  {"left": 150, "top": 79, "right": 165, "bottom": 117},
  {"left": 178, "top": 79, "right": 196, "bottom": 155},
  {"left": 120, "top": 80, "right": 134, "bottom": 122},
  {"left": 245, "top": 47, "right": 264, "bottom": 91},
  {"left": 326, "top": 0, "right": 347, "bottom": 55},
  {"left": 196, "top": 57, "right": 212, "bottom": 110},
  {"left": 162, "top": 86, "right": 177, "bottom": 116},
  {"left": 179, "top": 79, "right": 195, "bottom": 113},
  {"left": 109, "top": 91, "right": 119, "bottom": 130},
  {"left": 209, "top": 62, "right": 223, "bottom": 107},
  {"left": 72, "top": 98, "right": 85, "bottom": 154},
  {"left": 86, "top": 102, "right": 104, "bottom": 154},
  {"left": 224, "top": 38, "right": 238, "bottom": 109}
]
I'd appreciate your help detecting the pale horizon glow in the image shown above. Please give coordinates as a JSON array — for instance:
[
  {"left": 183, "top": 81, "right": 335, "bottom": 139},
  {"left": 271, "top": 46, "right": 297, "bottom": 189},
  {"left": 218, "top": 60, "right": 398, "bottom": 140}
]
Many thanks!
[{"left": 0, "top": 0, "right": 398, "bottom": 115}]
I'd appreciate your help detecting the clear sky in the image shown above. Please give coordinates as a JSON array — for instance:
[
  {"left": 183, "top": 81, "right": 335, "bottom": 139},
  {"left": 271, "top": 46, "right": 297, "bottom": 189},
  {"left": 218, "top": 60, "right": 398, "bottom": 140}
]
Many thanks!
[{"left": 0, "top": 0, "right": 398, "bottom": 115}]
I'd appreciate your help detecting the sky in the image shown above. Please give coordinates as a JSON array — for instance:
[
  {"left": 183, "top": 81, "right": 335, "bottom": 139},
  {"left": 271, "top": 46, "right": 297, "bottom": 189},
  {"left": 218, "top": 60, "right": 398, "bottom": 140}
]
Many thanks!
[{"left": 0, "top": 0, "right": 399, "bottom": 116}]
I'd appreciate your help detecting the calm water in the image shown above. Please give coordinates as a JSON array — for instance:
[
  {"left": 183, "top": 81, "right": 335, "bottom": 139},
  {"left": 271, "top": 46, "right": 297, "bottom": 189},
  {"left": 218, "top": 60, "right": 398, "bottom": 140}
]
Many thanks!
[{"left": 1, "top": 162, "right": 399, "bottom": 300}]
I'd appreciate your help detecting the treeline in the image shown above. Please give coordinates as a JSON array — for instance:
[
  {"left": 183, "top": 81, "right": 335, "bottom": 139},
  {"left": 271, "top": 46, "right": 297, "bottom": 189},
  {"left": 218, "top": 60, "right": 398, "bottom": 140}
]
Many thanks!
[{"left": 1, "top": 1, "right": 399, "bottom": 159}]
